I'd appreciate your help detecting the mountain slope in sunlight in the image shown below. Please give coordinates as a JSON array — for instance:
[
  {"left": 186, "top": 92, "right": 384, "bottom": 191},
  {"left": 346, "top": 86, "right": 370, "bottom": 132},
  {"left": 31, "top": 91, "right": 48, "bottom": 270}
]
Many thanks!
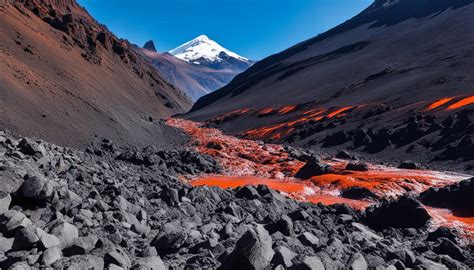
[{"left": 0, "top": 0, "right": 192, "bottom": 147}]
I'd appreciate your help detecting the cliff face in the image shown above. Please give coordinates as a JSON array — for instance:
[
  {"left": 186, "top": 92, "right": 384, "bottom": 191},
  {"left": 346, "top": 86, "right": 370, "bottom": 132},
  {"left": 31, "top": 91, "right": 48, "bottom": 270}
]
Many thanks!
[{"left": 0, "top": 1, "right": 192, "bottom": 148}]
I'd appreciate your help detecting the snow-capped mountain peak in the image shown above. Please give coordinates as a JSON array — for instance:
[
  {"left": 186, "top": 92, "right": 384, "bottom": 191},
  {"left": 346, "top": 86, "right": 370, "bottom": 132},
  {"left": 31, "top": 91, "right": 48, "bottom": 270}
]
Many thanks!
[{"left": 169, "top": 35, "right": 250, "bottom": 65}]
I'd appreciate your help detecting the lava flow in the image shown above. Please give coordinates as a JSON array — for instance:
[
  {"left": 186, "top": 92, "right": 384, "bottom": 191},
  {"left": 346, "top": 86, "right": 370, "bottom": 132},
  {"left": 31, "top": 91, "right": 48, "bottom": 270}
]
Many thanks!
[{"left": 167, "top": 118, "right": 473, "bottom": 236}]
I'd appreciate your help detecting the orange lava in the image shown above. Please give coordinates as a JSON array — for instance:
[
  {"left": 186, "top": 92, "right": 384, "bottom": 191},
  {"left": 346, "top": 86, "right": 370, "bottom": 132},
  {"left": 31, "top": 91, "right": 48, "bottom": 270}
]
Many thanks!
[
  {"left": 425, "top": 97, "right": 455, "bottom": 111},
  {"left": 191, "top": 175, "right": 369, "bottom": 210},
  {"left": 310, "top": 162, "right": 469, "bottom": 197},
  {"left": 191, "top": 175, "right": 306, "bottom": 194},
  {"left": 278, "top": 105, "right": 297, "bottom": 114},
  {"left": 427, "top": 207, "right": 474, "bottom": 238},
  {"left": 212, "top": 108, "right": 251, "bottom": 122},
  {"left": 446, "top": 96, "right": 474, "bottom": 110},
  {"left": 167, "top": 118, "right": 304, "bottom": 179},
  {"left": 307, "top": 194, "right": 370, "bottom": 210},
  {"left": 327, "top": 106, "right": 354, "bottom": 118},
  {"left": 256, "top": 108, "right": 274, "bottom": 116},
  {"left": 168, "top": 117, "right": 473, "bottom": 236}
]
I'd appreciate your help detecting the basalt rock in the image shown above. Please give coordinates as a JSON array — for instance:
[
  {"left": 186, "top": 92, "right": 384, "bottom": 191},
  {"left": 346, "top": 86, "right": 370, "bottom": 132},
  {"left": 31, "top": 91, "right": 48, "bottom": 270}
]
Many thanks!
[
  {"left": 365, "top": 196, "right": 431, "bottom": 230},
  {"left": 295, "top": 158, "right": 333, "bottom": 179},
  {"left": 1, "top": 130, "right": 473, "bottom": 269},
  {"left": 420, "top": 178, "right": 474, "bottom": 215},
  {"left": 345, "top": 162, "right": 369, "bottom": 171},
  {"left": 341, "top": 187, "right": 378, "bottom": 200}
]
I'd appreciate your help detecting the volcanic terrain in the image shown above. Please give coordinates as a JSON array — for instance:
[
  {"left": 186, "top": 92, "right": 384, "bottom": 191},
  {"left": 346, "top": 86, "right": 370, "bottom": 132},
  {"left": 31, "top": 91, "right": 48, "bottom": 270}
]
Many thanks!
[
  {"left": 0, "top": 0, "right": 192, "bottom": 148},
  {"left": 187, "top": 0, "right": 474, "bottom": 169}
]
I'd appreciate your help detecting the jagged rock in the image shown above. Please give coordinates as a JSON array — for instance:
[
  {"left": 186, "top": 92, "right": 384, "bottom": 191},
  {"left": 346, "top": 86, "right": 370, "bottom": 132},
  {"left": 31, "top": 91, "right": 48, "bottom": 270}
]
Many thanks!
[
  {"left": 161, "top": 187, "right": 180, "bottom": 206},
  {"left": 295, "top": 159, "right": 333, "bottom": 179},
  {"left": 42, "top": 246, "right": 62, "bottom": 266},
  {"left": 298, "top": 232, "right": 319, "bottom": 248},
  {"left": 134, "top": 256, "right": 167, "bottom": 270},
  {"left": 341, "top": 186, "right": 377, "bottom": 200},
  {"left": 39, "top": 232, "right": 61, "bottom": 249},
  {"left": 49, "top": 221, "right": 79, "bottom": 249},
  {"left": 20, "top": 174, "right": 55, "bottom": 201},
  {"left": 151, "top": 222, "right": 188, "bottom": 255},
  {"left": 0, "top": 191, "right": 11, "bottom": 214},
  {"left": 220, "top": 224, "right": 274, "bottom": 270},
  {"left": 0, "top": 236, "right": 14, "bottom": 252},
  {"left": 0, "top": 210, "right": 32, "bottom": 235},
  {"left": 0, "top": 166, "right": 24, "bottom": 194},
  {"left": 420, "top": 178, "right": 474, "bottom": 215},
  {"left": 236, "top": 186, "right": 259, "bottom": 200},
  {"left": 105, "top": 249, "right": 132, "bottom": 268},
  {"left": 143, "top": 40, "right": 157, "bottom": 52},
  {"left": 345, "top": 162, "right": 369, "bottom": 171},
  {"left": 272, "top": 246, "right": 296, "bottom": 267},
  {"left": 295, "top": 256, "right": 325, "bottom": 270},
  {"left": 289, "top": 210, "right": 310, "bottom": 221},
  {"left": 349, "top": 252, "right": 368, "bottom": 270},
  {"left": 63, "top": 235, "right": 99, "bottom": 256},
  {"left": 398, "top": 160, "right": 420, "bottom": 169},
  {"left": 18, "top": 138, "right": 46, "bottom": 157},
  {"left": 12, "top": 225, "right": 40, "bottom": 250},
  {"left": 335, "top": 150, "right": 352, "bottom": 159},
  {"left": 365, "top": 196, "right": 431, "bottom": 230},
  {"left": 433, "top": 238, "right": 467, "bottom": 262},
  {"left": 427, "top": 227, "right": 459, "bottom": 242},
  {"left": 265, "top": 215, "right": 294, "bottom": 236}
]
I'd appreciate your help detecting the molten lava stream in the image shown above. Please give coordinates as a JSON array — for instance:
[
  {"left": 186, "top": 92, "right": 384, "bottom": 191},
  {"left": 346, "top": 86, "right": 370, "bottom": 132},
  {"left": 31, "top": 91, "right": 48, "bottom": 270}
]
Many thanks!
[
  {"left": 426, "top": 207, "right": 474, "bottom": 238},
  {"left": 167, "top": 118, "right": 474, "bottom": 236},
  {"left": 446, "top": 95, "right": 474, "bottom": 110},
  {"left": 425, "top": 97, "right": 455, "bottom": 111}
]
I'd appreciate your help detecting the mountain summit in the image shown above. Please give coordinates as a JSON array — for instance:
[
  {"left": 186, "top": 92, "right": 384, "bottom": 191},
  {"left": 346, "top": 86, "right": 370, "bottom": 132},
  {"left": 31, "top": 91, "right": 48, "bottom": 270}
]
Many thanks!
[
  {"left": 143, "top": 40, "right": 157, "bottom": 52},
  {"left": 169, "top": 35, "right": 254, "bottom": 71}
]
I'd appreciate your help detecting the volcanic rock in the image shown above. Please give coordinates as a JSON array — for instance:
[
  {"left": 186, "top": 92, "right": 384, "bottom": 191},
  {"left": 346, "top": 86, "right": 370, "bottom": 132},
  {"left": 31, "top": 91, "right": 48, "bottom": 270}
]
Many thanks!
[
  {"left": 265, "top": 215, "right": 294, "bottom": 236},
  {"left": 0, "top": 192, "right": 11, "bottom": 214},
  {"left": 398, "top": 160, "right": 421, "bottom": 170},
  {"left": 365, "top": 196, "right": 431, "bottom": 230},
  {"left": 335, "top": 150, "right": 353, "bottom": 160},
  {"left": 42, "top": 246, "right": 62, "bottom": 266},
  {"left": 298, "top": 232, "right": 319, "bottom": 249},
  {"left": 105, "top": 249, "right": 132, "bottom": 268},
  {"left": 48, "top": 221, "right": 79, "bottom": 249},
  {"left": 0, "top": 166, "right": 24, "bottom": 194},
  {"left": 151, "top": 222, "right": 188, "bottom": 255},
  {"left": 420, "top": 178, "right": 474, "bottom": 215},
  {"left": 220, "top": 224, "right": 274, "bottom": 270},
  {"left": 20, "top": 174, "right": 55, "bottom": 202},
  {"left": 345, "top": 162, "right": 369, "bottom": 171},
  {"left": 295, "top": 158, "right": 333, "bottom": 179},
  {"left": 272, "top": 246, "right": 296, "bottom": 268},
  {"left": 341, "top": 187, "right": 377, "bottom": 200},
  {"left": 433, "top": 238, "right": 467, "bottom": 262}
]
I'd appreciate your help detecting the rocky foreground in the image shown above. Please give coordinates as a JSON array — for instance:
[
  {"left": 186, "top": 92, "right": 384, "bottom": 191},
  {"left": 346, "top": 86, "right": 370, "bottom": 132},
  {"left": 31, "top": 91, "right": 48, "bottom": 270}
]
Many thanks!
[{"left": 0, "top": 130, "right": 473, "bottom": 269}]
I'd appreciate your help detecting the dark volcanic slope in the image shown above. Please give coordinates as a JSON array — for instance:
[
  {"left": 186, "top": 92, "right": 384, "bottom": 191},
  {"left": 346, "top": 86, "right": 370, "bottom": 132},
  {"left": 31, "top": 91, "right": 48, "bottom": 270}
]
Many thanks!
[
  {"left": 0, "top": 0, "right": 192, "bottom": 148},
  {"left": 136, "top": 48, "right": 237, "bottom": 102},
  {"left": 189, "top": 0, "right": 474, "bottom": 119}
]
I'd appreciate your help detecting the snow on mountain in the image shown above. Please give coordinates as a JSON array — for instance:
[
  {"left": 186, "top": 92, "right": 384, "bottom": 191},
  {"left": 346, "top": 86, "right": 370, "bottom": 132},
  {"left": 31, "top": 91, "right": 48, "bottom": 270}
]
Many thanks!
[{"left": 169, "top": 35, "right": 250, "bottom": 66}]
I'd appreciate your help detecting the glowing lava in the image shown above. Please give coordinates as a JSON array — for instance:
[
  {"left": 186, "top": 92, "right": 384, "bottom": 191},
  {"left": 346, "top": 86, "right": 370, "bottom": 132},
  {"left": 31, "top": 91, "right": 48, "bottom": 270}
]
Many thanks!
[
  {"left": 425, "top": 97, "right": 455, "bottom": 111},
  {"left": 167, "top": 117, "right": 473, "bottom": 235},
  {"left": 446, "top": 96, "right": 474, "bottom": 110},
  {"left": 327, "top": 106, "right": 354, "bottom": 118}
]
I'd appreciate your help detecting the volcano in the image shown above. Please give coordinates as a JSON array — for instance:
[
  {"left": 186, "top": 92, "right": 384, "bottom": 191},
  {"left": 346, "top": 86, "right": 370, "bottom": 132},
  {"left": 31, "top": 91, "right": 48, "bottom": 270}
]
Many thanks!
[
  {"left": 0, "top": 0, "right": 192, "bottom": 148},
  {"left": 187, "top": 0, "right": 474, "bottom": 169}
]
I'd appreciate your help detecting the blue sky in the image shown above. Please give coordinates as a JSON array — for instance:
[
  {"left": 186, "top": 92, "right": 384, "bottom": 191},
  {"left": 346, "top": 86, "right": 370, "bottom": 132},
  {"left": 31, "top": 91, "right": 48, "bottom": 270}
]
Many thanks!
[{"left": 77, "top": 0, "right": 372, "bottom": 60}]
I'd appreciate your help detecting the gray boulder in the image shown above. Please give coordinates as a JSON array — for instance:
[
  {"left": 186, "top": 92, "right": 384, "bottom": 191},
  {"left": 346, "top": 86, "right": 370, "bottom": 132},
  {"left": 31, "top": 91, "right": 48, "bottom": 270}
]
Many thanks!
[{"left": 220, "top": 224, "right": 274, "bottom": 270}]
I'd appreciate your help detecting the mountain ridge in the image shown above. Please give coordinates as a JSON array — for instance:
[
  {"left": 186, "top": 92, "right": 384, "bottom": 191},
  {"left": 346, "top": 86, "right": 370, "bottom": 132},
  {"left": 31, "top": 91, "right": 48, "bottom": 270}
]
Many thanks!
[{"left": 0, "top": 0, "right": 192, "bottom": 148}]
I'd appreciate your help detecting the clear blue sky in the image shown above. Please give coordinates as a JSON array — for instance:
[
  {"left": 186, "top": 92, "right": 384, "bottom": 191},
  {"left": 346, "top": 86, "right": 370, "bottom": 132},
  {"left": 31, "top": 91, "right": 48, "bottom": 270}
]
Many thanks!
[{"left": 77, "top": 0, "right": 372, "bottom": 60}]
